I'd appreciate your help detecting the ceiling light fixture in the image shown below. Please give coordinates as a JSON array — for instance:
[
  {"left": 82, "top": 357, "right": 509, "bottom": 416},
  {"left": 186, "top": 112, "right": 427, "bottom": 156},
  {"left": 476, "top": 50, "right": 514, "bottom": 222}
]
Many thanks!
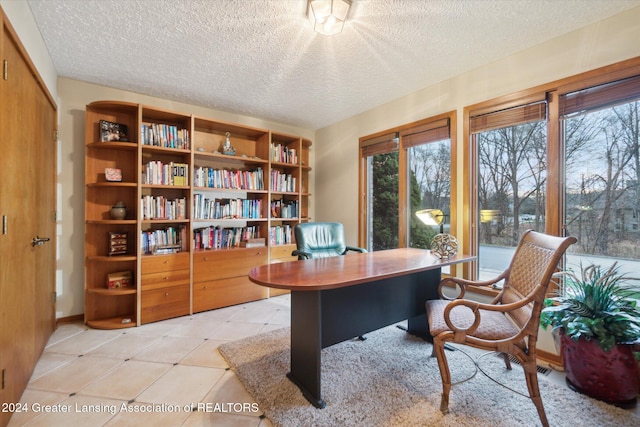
[{"left": 308, "top": 0, "right": 352, "bottom": 36}]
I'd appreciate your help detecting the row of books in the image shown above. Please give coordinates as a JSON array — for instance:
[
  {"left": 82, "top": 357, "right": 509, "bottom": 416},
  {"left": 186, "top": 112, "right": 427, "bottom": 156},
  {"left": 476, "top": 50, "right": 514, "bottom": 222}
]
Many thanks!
[
  {"left": 141, "top": 123, "right": 190, "bottom": 149},
  {"left": 270, "top": 170, "right": 296, "bottom": 192},
  {"left": 193, "top": 226, "right": 260, "bottom": 250},
  {"left": 141, "top": 226, "right": 186, "bottom": 255},
  {"left": 193, "top": 195, "right": 263, "bottom": 220},
  {"left": 141, "top": 196, "right": 187, "bottom": 220},
  {"left": 269, "top": 225, "right": 293, "bottom": 245},
  {"left": 270, "top": 199, "right": 298, "bottom": 219},
  {"left": 193, "top": 167, "right": 264, "bottom": 191},
  {"left": 271, "top": 143, "right": 297, "bottom": 165},
  {"left": 142, "top": 161, "right": 189, "bottom": 186}
]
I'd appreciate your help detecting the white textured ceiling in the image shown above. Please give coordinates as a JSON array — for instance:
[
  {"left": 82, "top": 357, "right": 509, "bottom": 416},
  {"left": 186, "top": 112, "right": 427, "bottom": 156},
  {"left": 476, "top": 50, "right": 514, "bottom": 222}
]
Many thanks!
[{"left": 27, "top": 0, "right": 640, "bottom": 130}]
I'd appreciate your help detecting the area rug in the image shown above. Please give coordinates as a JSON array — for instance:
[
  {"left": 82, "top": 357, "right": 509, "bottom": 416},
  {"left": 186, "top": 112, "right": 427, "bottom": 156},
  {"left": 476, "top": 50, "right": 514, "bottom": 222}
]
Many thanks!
[{"left": 218, "top": 326, "right": 639, "bottom": 427}]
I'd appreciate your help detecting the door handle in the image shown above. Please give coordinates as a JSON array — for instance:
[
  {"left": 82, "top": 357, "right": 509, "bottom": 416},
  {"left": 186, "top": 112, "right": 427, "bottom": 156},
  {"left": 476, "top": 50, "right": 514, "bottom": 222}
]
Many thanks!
[{"left": 31, "top": 236, "right": 51, "bottom": 247}]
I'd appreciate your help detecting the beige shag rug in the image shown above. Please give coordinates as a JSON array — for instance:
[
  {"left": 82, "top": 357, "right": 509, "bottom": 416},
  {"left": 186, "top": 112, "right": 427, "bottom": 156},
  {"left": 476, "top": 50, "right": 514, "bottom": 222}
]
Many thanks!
[{"left": 218, "top": 326, "right": 639, "bottom": 427}]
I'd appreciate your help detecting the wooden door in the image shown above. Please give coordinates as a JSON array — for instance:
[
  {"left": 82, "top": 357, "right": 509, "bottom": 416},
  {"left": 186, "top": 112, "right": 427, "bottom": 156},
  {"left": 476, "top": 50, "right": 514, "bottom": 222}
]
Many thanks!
[{"left": 0, "top": 11, "right": 57, "bottom": 427}]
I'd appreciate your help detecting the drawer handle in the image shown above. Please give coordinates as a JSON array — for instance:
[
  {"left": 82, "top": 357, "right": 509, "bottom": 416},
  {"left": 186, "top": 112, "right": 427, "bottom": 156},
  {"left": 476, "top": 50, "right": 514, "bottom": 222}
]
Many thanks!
[
  {"left": 165, "top": 292, "right": 169, "bottom": 296},
  {"left": 164, "top": 276, "right": 169, "bottom": 280}
]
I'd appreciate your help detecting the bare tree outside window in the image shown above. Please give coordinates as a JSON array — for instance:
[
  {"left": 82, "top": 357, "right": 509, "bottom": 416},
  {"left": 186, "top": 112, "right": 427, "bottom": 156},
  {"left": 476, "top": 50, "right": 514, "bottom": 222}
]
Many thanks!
[
  {"left": 564, "top": 101, "right": 640, "bottom": 265},
  {"left": 476, "top": 120, "right": 547, "bottom": 277}
]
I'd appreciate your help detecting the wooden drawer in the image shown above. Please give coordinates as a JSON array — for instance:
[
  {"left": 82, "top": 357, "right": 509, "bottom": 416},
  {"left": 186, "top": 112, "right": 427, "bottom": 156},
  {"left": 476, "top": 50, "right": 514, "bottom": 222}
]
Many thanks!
[
  {"left": 141, "top": 253, "right": 190, "bottom": 274},
  {"left": 141, "top": 269, "right": 190, "bottom": 290},
  {"left": 270, "top": 244, "right": 297, "bottom": 262},
  {"left": 193, "top": 276, "right": 268, "bottom": 313},
  {"left": 141, "top": 283, "right": 190, "bottom": 324},
  {"left": 193, "top": 248, "right": 267, "bottom": 282}
]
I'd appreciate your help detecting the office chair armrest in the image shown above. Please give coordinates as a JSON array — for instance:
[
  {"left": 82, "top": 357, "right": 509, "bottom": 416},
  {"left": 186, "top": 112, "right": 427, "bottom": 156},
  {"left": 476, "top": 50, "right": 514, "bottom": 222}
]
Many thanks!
[
  {"left": 438, "top": 271, "right": 509, "bottom": 300},
  {"left": 291, "top": 250, "right": 312, "bottom": 259},
  {"left": 344, "top": 246, "right": 367, "bottom": 254}
]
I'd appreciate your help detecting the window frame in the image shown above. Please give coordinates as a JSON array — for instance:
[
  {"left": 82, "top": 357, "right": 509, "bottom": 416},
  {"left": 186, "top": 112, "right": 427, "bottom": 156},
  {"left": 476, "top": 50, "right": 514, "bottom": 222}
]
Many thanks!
[
  {"left": 358, "top": 111, "right": 457, "bottom": 268},
  {"left": 463, "top": 56, "right": 640, "bottom": 291}
]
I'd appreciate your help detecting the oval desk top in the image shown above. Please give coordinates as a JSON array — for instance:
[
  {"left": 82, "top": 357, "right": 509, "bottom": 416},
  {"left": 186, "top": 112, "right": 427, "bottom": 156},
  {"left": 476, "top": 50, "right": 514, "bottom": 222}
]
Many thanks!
[{"left": 248, "top": 248, "right": 475, "bottom": 291}]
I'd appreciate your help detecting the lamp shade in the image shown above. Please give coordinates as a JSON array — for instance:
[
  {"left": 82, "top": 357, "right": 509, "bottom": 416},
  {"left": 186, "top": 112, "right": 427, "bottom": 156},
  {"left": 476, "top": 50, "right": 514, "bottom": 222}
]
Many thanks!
[
  {"left": 415, "top": 209, "right": 444, "bottom": 226},
  {"left": 309, "top": 0, "right": 351, "bottom": 35}
]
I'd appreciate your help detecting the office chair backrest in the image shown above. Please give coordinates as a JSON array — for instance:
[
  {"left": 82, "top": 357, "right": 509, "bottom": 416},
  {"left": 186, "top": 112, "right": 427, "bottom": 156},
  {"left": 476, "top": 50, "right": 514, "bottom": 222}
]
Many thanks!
[{"left": 294, "top": 222, "right": 348, "bottom": 259}]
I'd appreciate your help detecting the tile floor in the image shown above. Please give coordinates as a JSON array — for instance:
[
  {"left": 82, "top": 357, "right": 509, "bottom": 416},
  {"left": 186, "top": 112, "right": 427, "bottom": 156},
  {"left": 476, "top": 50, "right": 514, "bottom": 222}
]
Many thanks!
[
  {"left": 8, "top": 294, "right": 291, "bottom": 427},
  {"left": 7, "top": 293, "right": 638, "bottom": 426}
]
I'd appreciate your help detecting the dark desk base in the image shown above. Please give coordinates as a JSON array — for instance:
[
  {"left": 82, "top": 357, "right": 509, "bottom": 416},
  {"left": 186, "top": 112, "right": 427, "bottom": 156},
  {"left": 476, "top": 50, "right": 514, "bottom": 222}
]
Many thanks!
[{"left": 288, "top": 268, "right": 440, "bottom": 408}]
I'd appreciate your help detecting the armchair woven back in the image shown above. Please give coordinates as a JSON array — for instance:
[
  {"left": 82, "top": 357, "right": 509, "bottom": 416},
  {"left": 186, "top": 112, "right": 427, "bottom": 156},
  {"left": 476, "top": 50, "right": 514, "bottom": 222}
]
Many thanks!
[{"left": 498, "top": 230, "right": 577, "bottom": 330}]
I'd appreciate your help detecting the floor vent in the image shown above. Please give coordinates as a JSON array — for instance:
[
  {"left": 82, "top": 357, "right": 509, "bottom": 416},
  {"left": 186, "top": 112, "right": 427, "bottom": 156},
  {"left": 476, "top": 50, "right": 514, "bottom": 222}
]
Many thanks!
[{"left": 494, "top": 353, "right": 552, "bottom": 376}]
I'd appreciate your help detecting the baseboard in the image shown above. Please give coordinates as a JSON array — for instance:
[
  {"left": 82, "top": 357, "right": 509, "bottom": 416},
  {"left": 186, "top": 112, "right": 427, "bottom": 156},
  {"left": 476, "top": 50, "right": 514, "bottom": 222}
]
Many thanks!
[
  {"left": 56, "top": 314, "right": 83, "bottom": 326},
  {"left": 536, "top": 348, "right": 564, "bottom": 371}
]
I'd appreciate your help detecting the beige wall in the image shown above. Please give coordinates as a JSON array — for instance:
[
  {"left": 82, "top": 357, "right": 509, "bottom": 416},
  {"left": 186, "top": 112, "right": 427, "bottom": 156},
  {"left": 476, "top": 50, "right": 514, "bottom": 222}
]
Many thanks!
[
  {"left": 312, "top": 7, "right": 640, "bottom": 357},
  {"left": 314, "top": 6, "right": 640, "bottom": 250},
  {"left": 5, "top": 2, "right": 640, "bottom": 353},
  {"left": 57, "top": 78, "right": 314, "bottom": 318}
]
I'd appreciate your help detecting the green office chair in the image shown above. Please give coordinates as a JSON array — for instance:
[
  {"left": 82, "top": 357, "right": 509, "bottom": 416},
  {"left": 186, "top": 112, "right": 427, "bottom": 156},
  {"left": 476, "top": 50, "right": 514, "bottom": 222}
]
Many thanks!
[{"left": 292, "top": 222, "right": 367, "bottom": 259}]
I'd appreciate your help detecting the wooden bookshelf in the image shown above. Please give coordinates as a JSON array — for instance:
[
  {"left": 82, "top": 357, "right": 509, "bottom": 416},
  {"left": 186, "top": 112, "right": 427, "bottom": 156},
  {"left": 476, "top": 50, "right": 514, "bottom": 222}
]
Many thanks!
[{"left": 85, "top": 101, "right": 311, "bottom": 328}]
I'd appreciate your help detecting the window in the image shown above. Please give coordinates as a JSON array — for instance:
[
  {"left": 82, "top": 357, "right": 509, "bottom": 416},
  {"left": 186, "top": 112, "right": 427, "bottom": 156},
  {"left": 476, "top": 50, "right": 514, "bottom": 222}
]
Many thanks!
[
  {"left": 560, "top": 75, "right": 640, "bottom": 277},
  {"left": 361, "top": 132, "right": 399, "bottom": 251},
  {"left": 403, "top": 119, "right": 452, "bottom": 250},
  {"left": 470, "top": 100, "right": 547, "bottom": 279},
  {"left": 359, "top": 114, "right": 455, "bottom": 256},
  {"left": 465, "top": 58, "right": 640, "bottom": 289}
]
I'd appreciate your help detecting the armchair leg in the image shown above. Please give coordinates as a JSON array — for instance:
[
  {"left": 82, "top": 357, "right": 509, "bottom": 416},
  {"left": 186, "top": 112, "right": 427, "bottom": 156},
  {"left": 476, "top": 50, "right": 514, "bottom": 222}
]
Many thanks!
[
  {"left": 433, "top": 336, "right": 452, "bottom": 415},
  {"left": 523, "top": 362, "right": 549, "bottom": 427},
  {"left": 501, "top": 352, "right": 512, "bottom": 370}
]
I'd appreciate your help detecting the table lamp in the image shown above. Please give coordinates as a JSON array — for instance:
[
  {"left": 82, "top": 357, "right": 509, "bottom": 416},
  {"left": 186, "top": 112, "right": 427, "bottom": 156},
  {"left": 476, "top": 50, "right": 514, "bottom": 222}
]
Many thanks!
[{"left": 415, "top": 209, "right": 458, "bottom": 259}]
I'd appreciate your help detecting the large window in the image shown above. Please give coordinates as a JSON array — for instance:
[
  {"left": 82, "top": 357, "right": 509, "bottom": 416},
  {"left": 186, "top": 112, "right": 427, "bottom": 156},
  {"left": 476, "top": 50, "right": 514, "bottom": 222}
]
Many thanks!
[
  {"left": 359, "top": 114, "right": 454, "bottom": 255},
  {"left": 470, "top": 100, "right": 547, "bottom": 278},
  {"left": 466, "top": 59, "right": 640, "bottom": 288},
  {"left": 561, "top": 76, "right": 640, "bottom": 276}
]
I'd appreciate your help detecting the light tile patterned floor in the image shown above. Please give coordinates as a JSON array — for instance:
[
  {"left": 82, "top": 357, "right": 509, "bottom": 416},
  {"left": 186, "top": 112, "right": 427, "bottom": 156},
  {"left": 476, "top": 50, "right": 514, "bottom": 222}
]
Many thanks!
[
  {"left": 7, "top": 293, "right": 638, "bottom": 426},
  {"left": 8, "top": 295, "right": 291, "bottom": 427}
]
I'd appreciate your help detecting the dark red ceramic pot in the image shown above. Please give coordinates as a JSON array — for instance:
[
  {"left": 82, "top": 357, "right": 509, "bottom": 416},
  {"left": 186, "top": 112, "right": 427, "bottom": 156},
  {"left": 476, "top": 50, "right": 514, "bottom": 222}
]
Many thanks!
[{"left": 561, "top": 331, "right": 639, "bottom": 407}]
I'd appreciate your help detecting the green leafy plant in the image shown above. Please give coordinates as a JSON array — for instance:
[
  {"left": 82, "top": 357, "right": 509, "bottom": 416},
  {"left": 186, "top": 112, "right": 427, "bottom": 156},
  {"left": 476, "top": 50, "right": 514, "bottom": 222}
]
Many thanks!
[{"left": 540, "top": 262, "right": 640, "bottom": 353}]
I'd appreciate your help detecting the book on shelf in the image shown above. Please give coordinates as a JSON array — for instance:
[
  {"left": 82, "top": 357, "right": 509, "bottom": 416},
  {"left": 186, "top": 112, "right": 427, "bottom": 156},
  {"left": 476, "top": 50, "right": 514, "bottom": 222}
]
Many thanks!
[
  {"left": 193, "top": 166, "right": 263, "bottom": 190},
  {"left": 142, "top": 161, "right": 189, "bottom": 186},
  {"left": 141, "top": 225, "right": 186, "bottom": 255},
  {"left": 153, "top": 244, "right": 182, "bottom": 255},
  {"left": 193, "top": 225, "right": 260, "bottom": 250},
  {"left": 239, "top": 237, "right": 266, "bottom": 248},
  {"left": 141, "top": 123, "right": 190, "bottom": 149}
]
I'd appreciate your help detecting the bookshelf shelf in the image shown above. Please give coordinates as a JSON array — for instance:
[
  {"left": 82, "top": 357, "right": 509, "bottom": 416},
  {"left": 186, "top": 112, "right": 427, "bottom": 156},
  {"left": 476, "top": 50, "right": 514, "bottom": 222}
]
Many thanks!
[
  {"left": 88, "top": 287, "right": 137, "bottom": 296},
  {"left": 87, "top": 315, "right": 137, "bottom": 330},
  {"left": 87, "top": 255, "right": 137, "bottom": 262},
  {"left": 86, "top": 101, "right": 311, "bottom": 329}
]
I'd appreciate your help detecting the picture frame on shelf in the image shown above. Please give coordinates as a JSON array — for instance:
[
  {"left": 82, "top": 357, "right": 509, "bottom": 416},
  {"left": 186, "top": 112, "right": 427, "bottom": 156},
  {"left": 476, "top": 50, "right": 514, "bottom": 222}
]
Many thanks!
[{"left": 100, "top": 119, "right": 129, "bottom": 142}]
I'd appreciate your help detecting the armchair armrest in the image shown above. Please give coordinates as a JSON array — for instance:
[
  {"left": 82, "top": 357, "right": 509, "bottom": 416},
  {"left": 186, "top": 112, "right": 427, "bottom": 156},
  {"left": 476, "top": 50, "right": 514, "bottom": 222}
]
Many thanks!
[
  {"left": 438, "top": 271, "right": 508, "bottom": 300},
  {"left": 343, "top": 246, "right": 367, "bottom": 254},
  {"left": 442, "top": 288, "right": 539, "bottom": 339},
  {"left": 292, "top": 249, "right": 312, "bottom": 259}
]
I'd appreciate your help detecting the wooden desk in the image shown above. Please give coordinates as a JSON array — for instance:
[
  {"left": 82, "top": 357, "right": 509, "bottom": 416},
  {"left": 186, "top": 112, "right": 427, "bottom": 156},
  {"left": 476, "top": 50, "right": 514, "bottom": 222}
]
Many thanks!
[{"left": 248, "top": 248, "right": 475, "bottom": 408}]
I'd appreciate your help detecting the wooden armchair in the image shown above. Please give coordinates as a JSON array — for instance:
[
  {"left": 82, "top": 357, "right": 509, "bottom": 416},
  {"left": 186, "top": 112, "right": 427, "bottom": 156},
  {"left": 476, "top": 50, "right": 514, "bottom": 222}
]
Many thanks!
[{"left": 425, "top": 230, "right": 576, "bottom": 427}]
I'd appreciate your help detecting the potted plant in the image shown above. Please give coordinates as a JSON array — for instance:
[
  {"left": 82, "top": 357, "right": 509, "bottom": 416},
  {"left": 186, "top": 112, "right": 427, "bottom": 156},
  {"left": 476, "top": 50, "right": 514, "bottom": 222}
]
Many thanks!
[{"left": 541, "top": 262, "right": 640, "bottom": 407}]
